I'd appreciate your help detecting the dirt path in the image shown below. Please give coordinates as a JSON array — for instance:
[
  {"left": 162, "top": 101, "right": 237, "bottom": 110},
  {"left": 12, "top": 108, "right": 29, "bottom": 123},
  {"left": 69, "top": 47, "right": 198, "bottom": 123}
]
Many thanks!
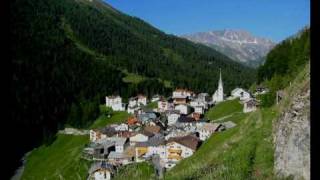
[{"left": 211, "top": 112, "right": 242, "bottom": 122}]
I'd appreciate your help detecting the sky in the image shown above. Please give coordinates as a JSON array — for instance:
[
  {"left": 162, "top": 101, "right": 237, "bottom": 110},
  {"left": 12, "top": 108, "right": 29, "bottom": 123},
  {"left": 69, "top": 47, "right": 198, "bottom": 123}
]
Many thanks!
[{"left": 104, "top": 0, "right": 309, "bottom": 42}]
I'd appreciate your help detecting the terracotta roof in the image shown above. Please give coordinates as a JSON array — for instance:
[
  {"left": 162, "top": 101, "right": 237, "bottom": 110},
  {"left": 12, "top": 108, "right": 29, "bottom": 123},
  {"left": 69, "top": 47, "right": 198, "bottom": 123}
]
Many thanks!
[
  {"left": 127, "top": 116, "right": 138, "bottom": 125},
  {"left": 191, "top": 112, "right": 201, "bottom": 120},
  {"left": 144, "top": 125, "right": 161, "bottom": 134},
  {"left": 116, "top": 131, "right": 137, "bottom": 138},
  {"left": 167, "top": 135, "right": 200, "bottom": 151},
  {"left": 141, "top": 130, "right": 155, "bottom": 137}
]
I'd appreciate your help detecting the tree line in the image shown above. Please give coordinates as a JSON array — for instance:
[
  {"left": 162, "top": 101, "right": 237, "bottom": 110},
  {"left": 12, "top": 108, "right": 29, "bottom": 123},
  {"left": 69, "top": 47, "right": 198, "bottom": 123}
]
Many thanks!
[
  {"left": 10, "top": 0, "right": 256, "bottom": 177},
  {"left": 257, "top": 28, "right": 309, "bottom": 106}
]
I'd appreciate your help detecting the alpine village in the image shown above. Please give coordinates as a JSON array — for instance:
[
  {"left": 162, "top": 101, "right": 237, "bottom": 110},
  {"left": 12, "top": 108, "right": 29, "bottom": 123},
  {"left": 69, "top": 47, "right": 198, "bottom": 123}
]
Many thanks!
[
  {"left": 82, "top": 70, "right": 263, "bottom": 179},
  {"left": 10, "top": 0, "right": 310, "bottom": 180}
]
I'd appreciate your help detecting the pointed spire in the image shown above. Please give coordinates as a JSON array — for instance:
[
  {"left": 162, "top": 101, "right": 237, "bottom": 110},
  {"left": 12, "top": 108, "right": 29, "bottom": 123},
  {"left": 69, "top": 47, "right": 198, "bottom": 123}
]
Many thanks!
[
  {"left": 219, "top": 68, "right": 222, "bottom": 87},
  {"left": 212, "top": 68, "right": 224, "bottom": 103}
]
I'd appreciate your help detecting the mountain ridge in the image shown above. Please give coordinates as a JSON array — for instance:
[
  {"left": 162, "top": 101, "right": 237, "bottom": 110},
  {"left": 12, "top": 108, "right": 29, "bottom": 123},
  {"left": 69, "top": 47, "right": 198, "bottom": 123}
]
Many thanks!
[{"left": 181, "top": 29, "right": 276, "bottom": 67}]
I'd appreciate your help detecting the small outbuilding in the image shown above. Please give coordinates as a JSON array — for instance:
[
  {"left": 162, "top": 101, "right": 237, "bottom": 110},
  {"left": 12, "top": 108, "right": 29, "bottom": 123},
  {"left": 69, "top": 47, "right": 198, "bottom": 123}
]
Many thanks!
[
  {"left": 87, "top": 161, "right": 114, "bottom": 180},
  {"left": 243, "top": 99, "right": 258, "bottom": 113}
]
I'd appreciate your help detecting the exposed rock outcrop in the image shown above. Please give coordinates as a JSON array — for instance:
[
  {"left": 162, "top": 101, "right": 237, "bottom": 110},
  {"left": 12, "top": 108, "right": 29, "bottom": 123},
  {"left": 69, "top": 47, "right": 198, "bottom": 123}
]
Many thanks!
[
  {"left": 58, "top": 127, "right": 89, "bottom": 135},
  {"left": 273, "top": 69, "right": 310, "bottom": 180}
]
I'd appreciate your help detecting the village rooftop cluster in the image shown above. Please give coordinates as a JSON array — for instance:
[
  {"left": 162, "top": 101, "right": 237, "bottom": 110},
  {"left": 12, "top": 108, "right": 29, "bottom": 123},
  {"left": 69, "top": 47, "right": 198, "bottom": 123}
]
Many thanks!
[{"left": 83, "top": 71, "right": 268, "bottom": 180}]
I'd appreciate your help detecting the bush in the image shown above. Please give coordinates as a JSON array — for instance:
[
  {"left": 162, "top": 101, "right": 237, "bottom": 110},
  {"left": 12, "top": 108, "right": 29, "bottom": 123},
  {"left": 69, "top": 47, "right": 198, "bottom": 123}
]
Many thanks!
[
  {"left": 258, "top": 92, "right": 276, "bottom": 107},
  {"left": 99, "top": 105, "right": 113, "bottom": 116}
]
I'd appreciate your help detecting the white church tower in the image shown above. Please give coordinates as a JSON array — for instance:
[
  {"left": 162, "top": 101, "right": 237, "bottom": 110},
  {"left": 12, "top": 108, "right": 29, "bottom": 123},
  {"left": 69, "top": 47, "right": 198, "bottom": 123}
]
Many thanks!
[{"left": 212, "top": 68, "right": 224, "bottom": 103}]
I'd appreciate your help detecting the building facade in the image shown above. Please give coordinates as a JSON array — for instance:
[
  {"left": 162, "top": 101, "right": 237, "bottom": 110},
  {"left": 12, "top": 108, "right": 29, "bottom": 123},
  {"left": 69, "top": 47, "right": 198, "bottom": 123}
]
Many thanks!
[
  {"left": 212, "top": 69, "right": 224, "bottom": 103},
  {"left": 105, "top": 96, "right": 125, "bottom": 111}
]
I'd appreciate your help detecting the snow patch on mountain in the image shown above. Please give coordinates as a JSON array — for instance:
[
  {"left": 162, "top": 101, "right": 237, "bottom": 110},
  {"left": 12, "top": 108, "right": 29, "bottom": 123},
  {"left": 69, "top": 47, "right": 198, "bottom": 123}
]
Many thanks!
[{"left": 181, "top": 29, "right": 276, "bottom": 67}]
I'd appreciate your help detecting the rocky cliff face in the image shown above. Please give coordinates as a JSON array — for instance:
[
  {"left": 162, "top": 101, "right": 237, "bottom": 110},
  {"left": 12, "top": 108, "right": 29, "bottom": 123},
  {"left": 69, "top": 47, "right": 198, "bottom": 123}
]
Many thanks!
[
  {"left": 181, "top": 29, "right": 276, "bottom": 67},
  {"left": 273, "top": 66, "right": 310, "bottom": 180}
]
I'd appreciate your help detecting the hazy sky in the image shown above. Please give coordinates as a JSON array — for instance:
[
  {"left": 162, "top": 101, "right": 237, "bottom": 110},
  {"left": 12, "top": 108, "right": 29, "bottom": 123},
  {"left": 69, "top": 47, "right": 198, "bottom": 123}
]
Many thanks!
[{"left": 105, "top": 0, "right": 309, "bottom": 42}]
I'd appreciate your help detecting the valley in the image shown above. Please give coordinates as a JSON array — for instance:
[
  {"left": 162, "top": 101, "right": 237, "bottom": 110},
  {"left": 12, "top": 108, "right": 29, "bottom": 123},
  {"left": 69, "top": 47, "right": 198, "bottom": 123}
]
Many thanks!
[{"left": 10, "top": 0, "right": 310, "bottom": 179}]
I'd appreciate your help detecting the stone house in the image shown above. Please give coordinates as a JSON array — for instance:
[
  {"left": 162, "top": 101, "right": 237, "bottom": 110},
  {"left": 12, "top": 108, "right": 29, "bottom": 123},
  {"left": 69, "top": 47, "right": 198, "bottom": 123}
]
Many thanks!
[
  {"left": 175, "top": 104, "right": 192, "bottom": 115},
  {"left": 166, "top": 135, "right": 200, "bottom": 164},
  {"left": 243, "top": 99, "right": 258, "bottom": 113},
  {"left": 107, "top": 151, "right": 133, "bottom": 166},
  {"left": 105, "top": 95, "right": 125, "bottom": 111},
  {"left": 166, "top": 110, "right": 181, "bottom": 126},
  {"left": 231, "top": 88, "right": 251, "bottom": 101},
  {"left": 196, "top": 123, "right": 223, "bottom": 141},
  {"left": 87, "top": 161, "right": 114, "bottom": 180}
]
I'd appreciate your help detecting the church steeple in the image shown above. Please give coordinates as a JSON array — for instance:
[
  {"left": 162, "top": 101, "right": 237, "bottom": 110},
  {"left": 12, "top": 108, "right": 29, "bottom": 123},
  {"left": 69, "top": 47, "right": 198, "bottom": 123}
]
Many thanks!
[
  {"left": 218, "top": 68, "right": 223, "bottom": 88},
  {"left": 212, "top": 68, "right": 224, "bottom": 103}
]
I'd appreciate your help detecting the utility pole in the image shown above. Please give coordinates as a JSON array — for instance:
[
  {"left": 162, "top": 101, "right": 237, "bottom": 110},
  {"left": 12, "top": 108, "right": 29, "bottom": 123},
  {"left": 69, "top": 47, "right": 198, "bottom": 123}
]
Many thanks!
[{"left": 276, "top": 91, "right": 279, "bottom": 104}]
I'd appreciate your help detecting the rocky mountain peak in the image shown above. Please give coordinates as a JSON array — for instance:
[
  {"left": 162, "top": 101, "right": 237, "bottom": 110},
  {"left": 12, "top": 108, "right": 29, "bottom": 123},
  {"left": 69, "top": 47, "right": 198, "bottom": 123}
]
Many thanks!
[{"left": 181, "top": 29, "right": 276, "bottom": 67}]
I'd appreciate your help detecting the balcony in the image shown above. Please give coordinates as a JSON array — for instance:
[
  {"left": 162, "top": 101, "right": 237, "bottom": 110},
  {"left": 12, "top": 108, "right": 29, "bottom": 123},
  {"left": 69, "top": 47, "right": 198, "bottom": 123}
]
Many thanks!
[
  {"left": 168, "top": 154, "right": 182, "bottom": 160},
  {"left": 168, "top": 148, "right": 182, "bottom": 154},
  {"left": 136, "top": 147, "right": 148, "bottom": 156}
]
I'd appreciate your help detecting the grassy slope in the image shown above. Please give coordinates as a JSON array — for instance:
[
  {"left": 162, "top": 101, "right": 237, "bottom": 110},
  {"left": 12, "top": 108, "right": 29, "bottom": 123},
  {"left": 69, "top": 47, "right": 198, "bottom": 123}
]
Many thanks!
[
  {"left": 205, "top": 99, "right": 243, "bottom": 121},
  {"left": 22, "top": 111, "right": 130, "bottom": 179},
  {"left": 122, "top": 72, "right": 146, "bottom": 84},
  {"left": 165, "top": 64, "right": 310, "bottom": 179},
  {"left": 22, "top": 135, "right": 90, "bottom": 180},
  {"left": 166, "top": 107, "right": 277, "bottom": 180},
  {"left": 122, "top": 70, "right": 172, "bottom": 88},
  {"left": 113, "top": 162, "right": 155, "bottom": 180},
  {"left": 90, "top": 111, "right": 130, "bottom": 129}
]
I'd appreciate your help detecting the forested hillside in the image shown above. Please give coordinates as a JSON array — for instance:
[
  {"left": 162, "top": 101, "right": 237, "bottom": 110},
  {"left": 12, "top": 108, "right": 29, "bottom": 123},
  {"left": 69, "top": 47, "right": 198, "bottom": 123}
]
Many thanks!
[
  {"left": 10, "top": 0, "right": 255, "bottom": 177},
  {"left": 257, "top": 28, "right": 309, "bottom": 90}
]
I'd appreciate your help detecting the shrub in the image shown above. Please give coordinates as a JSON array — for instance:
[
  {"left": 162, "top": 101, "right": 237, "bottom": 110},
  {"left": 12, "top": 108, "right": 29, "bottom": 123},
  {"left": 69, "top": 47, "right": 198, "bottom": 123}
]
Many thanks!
[
  {"left": 258, "top": 92, "right": 276, "bottom": 107},
  {"left": 99, "top": 105, "right": 113, "bottom": 116}
]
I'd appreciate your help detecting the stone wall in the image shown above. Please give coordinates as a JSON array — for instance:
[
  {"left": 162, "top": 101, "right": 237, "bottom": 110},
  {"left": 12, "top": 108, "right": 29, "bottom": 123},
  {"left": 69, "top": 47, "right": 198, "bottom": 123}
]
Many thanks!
[{"left": 273, "top": 70, "right": 310, "bottom": 180}]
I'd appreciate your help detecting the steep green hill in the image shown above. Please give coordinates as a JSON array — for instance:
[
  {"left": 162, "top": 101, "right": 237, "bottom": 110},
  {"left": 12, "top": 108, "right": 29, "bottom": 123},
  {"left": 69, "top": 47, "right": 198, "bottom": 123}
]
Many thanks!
[
  {"left": 21, "top": 111, "right": 129, "bottom": 180},
  {"left": 22, "top": 135, "right": 90, "bottom": 180},
  {"left": 256, "top": 28, "right": 309, "bottom": 108},
  {"left": 258, "top": 28, "right": 309, "bottom": 89},
  {"left": 114, "top": 28, "right": 310, "bottom": 179},
  {"left": 10, "top": 0, "right": 255, "bottom": 177}
]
